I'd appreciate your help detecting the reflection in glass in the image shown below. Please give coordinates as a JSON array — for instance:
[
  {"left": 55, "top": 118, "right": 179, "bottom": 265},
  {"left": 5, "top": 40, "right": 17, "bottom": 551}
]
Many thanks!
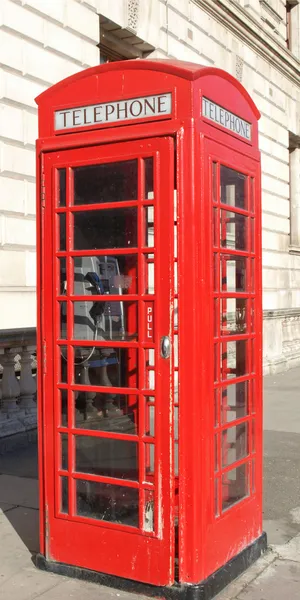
[
  {"left": 60, "top": 389, "right": 68, "bottom": 427},
  {"left": 73, "top": 255, "right": 138, "bottom": 296},
  {"left": 220, "top": 210, "right": 247, "bottom": 251},
  {"left": 220, "top": 298, "right": 247, "bottom": 335},
  {"left": 59, "top": 257, "right": 67, "bottom": 295},
  {"left": 222, "top": 463, "right": 249, "bottom": 511},
  {"left": 222, "top": 422, "right": 248, "bottom": 467},
  {"left": 220, "top": 255, "right": 247, "bottom": 292},
  {"left": 58, "top": 169, "right": 66, "bottom": 207},
  {"left": 72, "top": 301, "right": 137, "bottom": 342},
  {"left": 74, "top": 160, "right": 137, "bottom": 205},
  {"left": 61, "top": 433, "right": 68, "bottom": 470},
  {"left": 144, "top": 488, "right": 154, "bottom": 532},
  {"left": 61, "top": 477, "right": 68, "bottom": 514},
  {"left": 75, "top": 435, "right": 138, "bottom": 480},
  {"left": 145, "top": 404, "right": 155, "bottom": 437},
  {"left": 144, "top": 206, "right": 154, "bottom": 247},
  {"left": 145, "top": 158, "right": 154, "bottom": 199},
  {"left": 74, "top": 208, "right": 137, "bottom": 250},
  {"left": 221, "top": 381, "right": 248, "bottom": 423},
  {"left": 145, "top": 443, "right": 155, "bottom": 482},
  {"left": 220, "top": 166, "right": 247, "bottom": 210},
  {"left": 76, "top": 479, "right": 139, "bottom": 526},
  {"left": 59, "top": 346, "right": 67, "bottom": 383},
  {"left": 144, "top": 254, "right": 155, "bottom": 294},
  {"left": 221, "top": 340, "right": 247, "bottom": 380},
  {"left": 74, "top": 347, "right": 138, "bottom": 389},
  {"left": 145, "top": 349, "right": 155, "bottom": 390},
  {"left": 58, "top": 213, "right": 66, "bottom": 251},
  {"left": 59, "top": 302, "right": 67, "bottom": 339},
  {"left": 74, "top": 392, "right": 138, "bottom": 434}
]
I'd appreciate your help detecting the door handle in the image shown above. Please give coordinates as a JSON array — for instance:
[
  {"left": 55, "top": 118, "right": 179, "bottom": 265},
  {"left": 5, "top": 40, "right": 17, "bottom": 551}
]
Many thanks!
[{"left": 160, "top": 336, "right": 171, "bottom": 359}]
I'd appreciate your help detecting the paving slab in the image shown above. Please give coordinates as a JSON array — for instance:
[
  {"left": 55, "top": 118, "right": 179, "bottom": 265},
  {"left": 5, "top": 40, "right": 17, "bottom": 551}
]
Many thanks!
[
  {"left": 0, "top": 566, "right": 61, "bottom": 600},
  {"left": 34, "top": 576, "right": 145, "bottom": 600},
  {"left": 0, "top": 502, "right": 17, "bottom": 513},
  {"left": 0, "top": 443, "right": 38, "bottom": 479},
  {"left": 4, "top": 506, "right": 40, "bottom": 553},
  {"left": 236, "top": 559, "right": 300, "bottom": 599},
  {"left": 0, "top": 508, "right": 32, "bottom": 584},
  {"left": 0, "top": 474, "right": 39, "bottom": 509}
]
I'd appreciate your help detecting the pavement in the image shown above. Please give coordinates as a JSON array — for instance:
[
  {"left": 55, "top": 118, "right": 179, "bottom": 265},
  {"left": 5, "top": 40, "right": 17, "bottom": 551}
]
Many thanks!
[{"left": 0, "top": 367, "right": 300, "bottom": 599}]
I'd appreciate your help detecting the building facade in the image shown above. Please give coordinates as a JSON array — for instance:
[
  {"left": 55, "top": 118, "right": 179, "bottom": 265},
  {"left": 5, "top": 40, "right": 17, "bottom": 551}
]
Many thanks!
[{"left": 0, "top": 0, "right": 300, "bottom": 374}]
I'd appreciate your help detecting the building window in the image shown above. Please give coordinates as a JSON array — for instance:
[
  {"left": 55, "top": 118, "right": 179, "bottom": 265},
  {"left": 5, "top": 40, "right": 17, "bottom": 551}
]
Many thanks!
[
  {"left": 289, "top": 133, "right": 300, "bottom": 252},
  {"left": 286, "top": 1, "right": 300, "bottom": 57},
  {"left": 98, "top": 15, "right": 154, "bottom": 64}
]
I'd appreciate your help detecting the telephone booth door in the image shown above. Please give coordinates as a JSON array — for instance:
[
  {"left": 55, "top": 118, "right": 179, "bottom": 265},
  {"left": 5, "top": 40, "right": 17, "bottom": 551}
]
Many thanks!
[
  {"left": 41, "top": 137, "right": 175, "bottom": 585},
  {"left": 200, "top": 138, "right": 262, "bottom": 575}
]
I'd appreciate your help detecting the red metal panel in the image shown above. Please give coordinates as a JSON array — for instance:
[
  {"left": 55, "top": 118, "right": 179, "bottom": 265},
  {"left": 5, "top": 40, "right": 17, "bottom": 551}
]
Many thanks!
[{"left": 40, "top": 138, "right": 175, "bottom": 585}]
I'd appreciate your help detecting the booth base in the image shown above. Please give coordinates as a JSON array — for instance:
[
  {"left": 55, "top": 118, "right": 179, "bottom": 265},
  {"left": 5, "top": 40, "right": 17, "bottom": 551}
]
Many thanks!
[{"left": 35, "top": 532, "right": 267, "bottom": 600}]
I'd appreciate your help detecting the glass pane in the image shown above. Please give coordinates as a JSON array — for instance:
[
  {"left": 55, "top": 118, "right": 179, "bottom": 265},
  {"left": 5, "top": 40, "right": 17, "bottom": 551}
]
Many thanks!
[
  {"left": 60, "top": 476, "right": 68, "bottom": 514},
  {"left": 222, "top": 463, "right": 249, "bottom": 511},
  {"left": 212, "top": 162, "right": 218, "bottom": 203},
  {"left": 58, "top": 257, "right": 67, "bottom": 295},
  {"left": 215, "top": 478, "right": 219, "bottom": 517},
  {"left": 76, "top": 479, "right": 139, "bottom": 526},
  {"left": 144, "top": 489, "right": 154, "bottom": 532},
  {"left": 145, "top": 349, "right": 155, "bottom": 390},
  {"left": 221, "top": 381, "right": 248, "bottom": 423},
  {"left": 59, "top": 302, "right": 67, "bottom": 339},
  {"left": 61, "top": 434, "right": 68, "bottom": 470},
  {"left": 60, "top": 389, "right": 68, "bottom": 427},
  {"left": 74, "top": 347, "right": 138, "bottom": 389},
  {"left": 73, "top": 301, "right": 138, "bottom": 342},
  {"left": 174, "top": 442, "right": 178, "bottom": 477},
  {"left": 145, "top": 443, "right": 155, "bottom": 482},
  {"left": 174, "top": 334, "right": 178, "bottom": 368},
  {"left": 220, "top": 298, "right": 247, "bottom": 335},
  {"left": 144, "top": 254, "right": 155, "bottom": 294},
  {"left": 214, "top": 388, "right": 219, "bottom": 426},
  {"left": 220, "top": 255, "right": 247, "bottom": 292},
  {"left": 58, "top": 169, "right": 66, "bottom": 207},
  {"left": 75, "top": 392, "right": 138, "bottom": 434},
  {"left": 214, "top": 344, "right": 219, "bottom": 383},
  {"left": 145, "top": 404, "right": 155, "bottom": 437},
  {"left": 144, "top": 206, "right": 154, "bottom": 247},
  {"left": 220, "top": 166, "right": 247, "bottom": 210},
  {"left": 174, "top": 406, "right": 178, "bottom": 440},
  {"left": 74, "top": 208, "right": 137, "bottom": 250},
  {"left": 174, "top": 370, "right": 178, "bottom": 403},
  {"left": 75, "top": 435, "right": 138, "bottom": 480},
  {"left": 74, "top": 160, "right": 137, "bottom": 205},
  {"left": 215, "top": 435, "right": 219, "bottom": 471},
  {"left": 58, "top": 213, "right": 66, "bottom": 251},
  {"left": 73, "top": 255, "right": 138, "bottom": 296},
  {"left": 59, "top": 346, "right": 67, "bottom": 383},
  {"left": 145, "top": 158, "right": 154, "bottom": 199},
  {"left": 222, "top": 422, "right": 248, "bottom": 467},
  {"left": 220, "top": 210, "right": 248, "bottom": 251},
  {"left": 221, "top": 340, "right": 248, "bottom": 380},
  {"left": 213, "top": 207, "right": 218, "bottom": 246},
  {"left": 213, "top": 253, "right": 219, "bottom": 291}
]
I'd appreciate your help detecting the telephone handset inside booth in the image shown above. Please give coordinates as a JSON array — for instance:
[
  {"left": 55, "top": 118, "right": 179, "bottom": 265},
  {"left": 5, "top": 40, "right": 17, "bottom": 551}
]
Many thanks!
[{"left": 60, "top": 255, "right": 136, "bottom": 427}]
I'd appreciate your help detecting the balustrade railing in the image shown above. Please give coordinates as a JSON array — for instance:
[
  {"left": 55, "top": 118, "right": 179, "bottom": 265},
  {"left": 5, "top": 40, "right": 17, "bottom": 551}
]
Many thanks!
[{"left": 0, "top": 328, "right": 36, "bottom": 439}]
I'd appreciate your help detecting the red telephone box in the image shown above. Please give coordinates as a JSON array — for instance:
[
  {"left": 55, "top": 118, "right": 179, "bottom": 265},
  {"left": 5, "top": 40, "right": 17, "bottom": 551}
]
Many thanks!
[{"left": 35, "top": 60, "right": 266, "bottom": 599}]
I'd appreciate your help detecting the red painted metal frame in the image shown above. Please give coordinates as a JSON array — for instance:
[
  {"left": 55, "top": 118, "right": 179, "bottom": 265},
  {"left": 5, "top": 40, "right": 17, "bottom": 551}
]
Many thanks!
[
  {"left": 36, "top": 59, "right": 262, "bottom": 588},
  {"left": 40, "top": 138, "right": 175, "bottom": 586}
]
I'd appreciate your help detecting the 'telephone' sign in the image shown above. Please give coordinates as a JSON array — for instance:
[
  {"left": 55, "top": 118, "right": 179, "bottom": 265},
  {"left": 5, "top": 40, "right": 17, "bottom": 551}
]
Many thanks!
[
  {"left": 55, "top": 93, "right": 172, "bottom": 131},
  {"left": 202, "top": 97, "right": 251, "bottom": 141}
]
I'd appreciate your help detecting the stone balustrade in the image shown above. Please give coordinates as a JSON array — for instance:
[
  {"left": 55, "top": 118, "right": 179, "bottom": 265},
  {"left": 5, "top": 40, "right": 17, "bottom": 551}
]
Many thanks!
[{"left": 0, "top": 328, "right": 37, "bottom": 444}]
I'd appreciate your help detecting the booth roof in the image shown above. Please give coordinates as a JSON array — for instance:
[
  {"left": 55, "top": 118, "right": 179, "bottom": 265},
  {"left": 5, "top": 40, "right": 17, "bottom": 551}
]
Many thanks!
[{"left": 35, "top": 58, "right": 260, "bottom": 119}]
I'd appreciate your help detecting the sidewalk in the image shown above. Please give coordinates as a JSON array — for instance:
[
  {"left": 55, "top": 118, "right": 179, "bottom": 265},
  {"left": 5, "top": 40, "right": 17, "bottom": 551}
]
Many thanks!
[{"left": 0, "top": 367, "right": 300, "bottom": 600}]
